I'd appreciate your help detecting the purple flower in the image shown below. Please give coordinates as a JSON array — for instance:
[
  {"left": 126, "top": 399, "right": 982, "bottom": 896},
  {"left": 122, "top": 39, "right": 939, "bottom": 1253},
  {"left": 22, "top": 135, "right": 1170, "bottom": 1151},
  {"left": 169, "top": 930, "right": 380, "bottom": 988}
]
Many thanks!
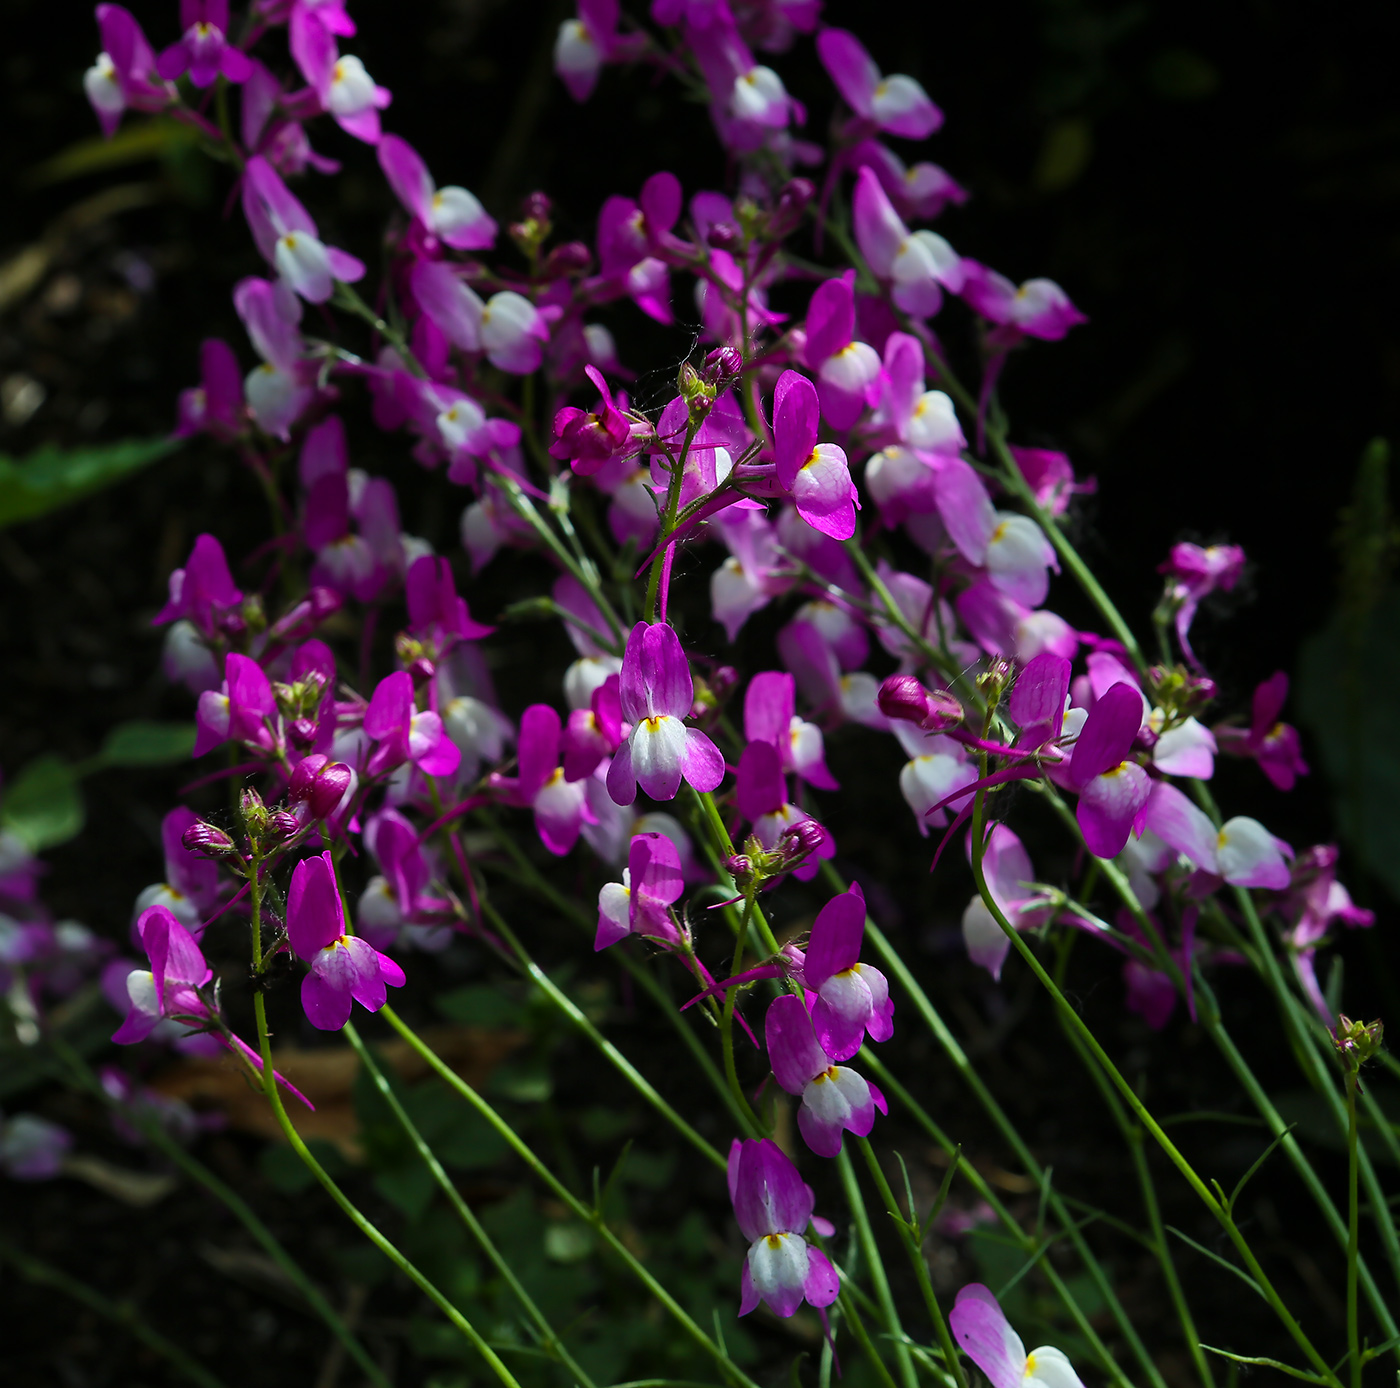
[
  {"left": 195, "top": 653, "right": 277, "bottom": 758},
  {"left": 113, "top": 905, "right": 214, "bottom": 1045},
  {"left": 554, "top": 0, "right": 644, "bottom": 102},
  {"left": 175, "top": 339, "right": 245, "bottom": 441},
  {"left": 233, "top": 276, "right": 314, "bottom": 438},
  {"left": 154, "top": 533, "right": 243, "bottom": 641},
  {"left": 242, "top": 59, "right": 340, "bottom": 177},
  {"left": 1140, "top": 782, "right": 1293, "bottom": 889},
  {"left": 848, "top": 140, "right": 968, "bottom": 222},
  {"left": 800, "top": 883, "right": 892, "bottom": 1061},
  {"left": 728, "top": 1137, "right": 840, "bottom": 1319},
  {"left": 406, "top": 555, "right": 495, "bottom": 651},
  {"left": 595, "top": 831, "right": 685, "bottom": 949},
  {"left": 1157, "top": 541, "right": 1246, "bottom": 667},
  {"left": 364, "top": 671, "right": 462, "bottom": 780},
  {"left": 378, "top": 135, "right": 496, "bottom": 250},
  {"left": 1216, "top": 671, "right": 1309, "bottom": 791},
  {"left": 242, "top": 157, "right": 366, "bottom": 305},
  {"left": 155, "top": 0, "right": 252, "bottom": 89},
  {"left": 288, "top": 852, "right": 405, "bottom": 1030},
  {"left": 710, "top": 508, "right": 790, "bottom": 641},
  {"left": 0, "top": 1113, "right": 72, "bottom": 1181},
  {"left": 773, "top": 370, "right": 858, "bottom": 541},
  {"left": 766, "top": 992, "right": 887, "bottom": 1157},
  {"left": 744, "top": 670, "right": 838, "bottom": 790},
  {"left": 854, "top": 167, "right": 963, "bottom": 318},
  {"left": 949, "top": 1283, "right": 1086, "bottom": 1388},
  {"left": 816, "top": 28, "right": 943, "bottom": 139},
  {"left": 872, "top": 332, "right": 965, "bottom": 455},
  {"left": 551, "top": 367, "right": 644, "bottom": 476},
  {"left": 357, "top": 810, "right": 453, "bottom": 946},
  {"left": 606, "top": 623, "right": 725, "bottom": 806},
  {"left": 133, "top": 807, "right": 222, "bottom": 933},
  {"left": 802, "top": 271, "right": 882, "bottom": 431},
  {"left": 1008, "top": 446, "right": 1095, "bottom": 518},
  {"left": 86, "top": 6, "right": 170, "bottom": 139},
  {"left": 490, "top": 705, "right": 596, "bottom": 855},
  {"left": 958, "top": 260, "right": 1086, "bottom": 342},
  {"left": 288, "top": 8, "right": 390, "bottom": 143},
  {"left": 563, "top": 675, "right": 626, "bottom": 782},
  {"left": 1068, "top": 683, "right": 1153, "bottom": 859}
]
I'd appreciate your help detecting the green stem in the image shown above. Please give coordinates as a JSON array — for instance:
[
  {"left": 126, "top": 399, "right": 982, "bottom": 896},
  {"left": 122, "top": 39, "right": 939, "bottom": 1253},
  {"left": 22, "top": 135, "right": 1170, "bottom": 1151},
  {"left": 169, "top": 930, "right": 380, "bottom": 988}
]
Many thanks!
[
  {"left": 855, "top": 1136, "right": 967, "bottom": 1388},
  {"left": 49, "top": 1036, "right": 390, "bottom": 1388},
  {"left": 837, "top": 1289, "right": 902, "bottom": 1388},
  {"left": 645, "top": 422, "right": 697, "bottom": 622},
  {"left": 477, "top": 895, "right": 727, "bottom": 1171},
  {"left": 966, "top": 792, "right": 1341, "bottom": 1387},
  {"left": 1346, "top": 1069, "right": 1361, "bottom": 1388},
  {"left": 379, "top": 1005, "right": 762, "bottom": 1388},
  {"left": 836, "top": 1147, "right": 919, "bottom": 1388},
  {"left": 719, "top": 887, "right": 766, "bottom": 1138},
  {"left": 344, "top": 1023, "right": 598, "bottom": 1388},
  {"left": 247, "top": 863, "right": 523, "bottom": 1388},
  {"left": 0, "top": 1235, "right": 228, "bottom": 1388}
]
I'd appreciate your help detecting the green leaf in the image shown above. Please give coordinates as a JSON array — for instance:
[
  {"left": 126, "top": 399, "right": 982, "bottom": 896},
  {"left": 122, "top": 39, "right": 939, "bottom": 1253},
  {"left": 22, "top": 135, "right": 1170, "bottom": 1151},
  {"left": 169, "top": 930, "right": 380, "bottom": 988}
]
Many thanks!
[
  {"left": 93, "top": 720, "right": 196, "bottom": 769},
  {"left": 1227, "top": 1124, "right": 1298, "bottom": 1212},
  {"left": 1166, "top": 1225, "right": 1266, "bottom": 1300},
  {"left": 433, "top": 983, "right": 527, "bottom": 1028},
  {"left": 27, "top": 119, "right": 200, "bottom": 185},
  {"left": 0, "top": 438, "right": 178, "bottom": 530},
  {"left": 1, "top": 756, "right": 83, "bottom": 851},
  {"left": 1198, "top": 1346, "right": 1327, "bottom": 1384}
]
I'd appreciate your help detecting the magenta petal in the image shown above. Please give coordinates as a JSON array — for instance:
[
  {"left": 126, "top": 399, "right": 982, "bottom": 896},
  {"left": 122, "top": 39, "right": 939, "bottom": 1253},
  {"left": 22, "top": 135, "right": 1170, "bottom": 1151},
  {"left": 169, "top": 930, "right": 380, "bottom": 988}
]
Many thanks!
[
  {"left": 365, "top": 670, "right": 413, "bottom": 741},
  {"left": 773, "top": 370, "right": 819, "bottom": 488},
  {"left": 377, "top": 133, "right": 434, "bottom": 223},
  {"left": 1009, "top": 651, "right": 1070, "bottom": 747},
  {"left": 605, "top": 742, "right": 637, "bottom": 806},
  {"left": 1070, "top": 682, "right": 1145, "bottom": 785},
  {"left": 731, "top": 1138, "right": 815, "bottom": 1241},
  {"left": 739, "top": 1261, "right": 760, "bottom": 1316},
  {"left": 1141, "top": 782, "right": 1218, "bottom": 871},
  {"left": 302, "top": 971, "right": 352, "bottom": 1030},
  {"left": 950, "top": 1285, "right": 1027, "bottom": 1388},
  {"left": 804, "top": 271, "right": 856, "bottom": 368},
  {"left": 630, "top": 831, "right": 684, "bottom": 906},
  {"left": 811, "top": 1000, "right": 865, "bottom": 1065},
  {"left": 286, "top": 851, "right": 344, "bottom": 959},
  {"left": 765, "top": 993, "right": 828, "bottom": 1095},
  {"left": 517, "top": 704, "right": 562, "bottom": 799},
  {"left": 342, "top": 936, "right": 387, "bottom": 1013},
  {"left": 1076, "top": 763, "right": 1152, "bottom": 859},
  {"left": 680, "top": 728, "right": 724, "bottom": 793},
  {"left": 797, "top": 1102, "right": 845, "bottom": 1158},
  {"left": 744, "top": 671, "right": 795, "bottom": 748},
  {"left": 803, "top": 884, "right": 865, "bottom": 984},
  {"left": 641, "top": 622, "right": 694, "bottom": 719},
  {"left": 815, "top": 28, "right": 879, "bottom": 116},
  {"left": 930, "top": 455, "right": 997, "bottom": 564},
  {"left": 736, "top": 740, "right": 785, "bottom": 820},
  {"left": 803, "top": 1246, "right": 840, "bottom": 1309}
]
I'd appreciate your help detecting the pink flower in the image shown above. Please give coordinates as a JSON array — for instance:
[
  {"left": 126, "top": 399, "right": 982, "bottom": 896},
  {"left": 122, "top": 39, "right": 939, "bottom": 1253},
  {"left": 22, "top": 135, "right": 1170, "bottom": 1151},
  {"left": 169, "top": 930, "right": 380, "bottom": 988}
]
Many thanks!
[
  {"left": 800, "top": 883, "right": 893, "bottom": 1060},
  {"left": 729, "top": 1138, "right": 840, "bottom": 1319},
  {"left": 363, "top": 671, "right": 462, "bottom": 780},
  {"left": 233, "top": 276, "right": 314, "bottom": 438},
  {"left": 816, "top": 28, "right": 942, "bottom": 139},
  {"left": 744, "top": 670, "right": 838, "bottom": 790},
  {"left": 735, "top": 740, "right": 834, "bottom": 880},
  {"left": 960, "top": 825, "right": 1057, "bottom": 980},
  {"left": 405, "top": 555, "right": 494, "bottom": 650},
  {"left": 378, "top": 135, "right": 496, "bottom": 251},
  {"left": 853, "top": 167, "right": 963, "bottom": 318},
  {"left": 607, "top": 623, "right": 725, "bottom": 805},
  {"left": 766, "top": 992, "right": 887, "bottom": 1157},
  {"left": 773, "top": 370, "right": 858, "bottom": 540},
  {"left": 490, "top": 705, "right": 596, "bottom": 855},
  {"left": 551, "top": 366, "right": 646, "bottom": 475},
  {"left": 113, "top": 904, "right": 214, "bottom": 1044},
  {"left": 153, "top": 533, "right": 243, "bottom": 640},
  {"left": 156, "top": 0, "right": 253, "bottom": 89},
  {"left": 802, "top": 271, "right": 882, "bottom": 430},
  {"left": 242, "top": 157, "right": 367, "bottom": 304},
  {"left": 86, "top": 6, "right": 170, "bottom": 139},
  {"left": 175, "top": 338, "right": 245, "bottom": 442},
  {"left": 958, "top": 260, "right": 1086, "bottom": 341},
  {"left": 563, "top": 675, "right": 626, "bottom": 782},
  {"left": 554, "top": 0, "right": 644, "bottom": 102},
  {"left": 950, "top": 1283, "right": 1086, "bottom": 1388},
  {"left": 1158, "top": 541, "right": 1246, "bottom": 667},
  {"left": 1140, "top": 782, "right": 1293, "bottom": 889},
  {"left": 288, "top": 10, "right": 391, "bottom": 143},
  {"left": 195, "top": 653, "right": 276, "bottom": 757},
  {"left": 1216, "top": 671, "right": 1309, "bottom": 790},
  {"left": 849, "top": 140, "right": 968, "bottom": 222},
  {"left": 287, "top": 852, "right": 405, "bottom": 1030},
  {"left": 1068, "top": 683, "right": 1153, "bottom": 859},
  {"left": 595, "top": 831, "right": 685, "bottom": 949}
]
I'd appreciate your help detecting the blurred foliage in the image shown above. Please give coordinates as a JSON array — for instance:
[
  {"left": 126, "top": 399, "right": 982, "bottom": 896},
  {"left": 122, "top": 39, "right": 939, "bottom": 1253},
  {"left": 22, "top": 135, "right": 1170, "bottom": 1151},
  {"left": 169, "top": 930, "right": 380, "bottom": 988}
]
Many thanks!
[{"left": 0, "top": 437, "right": 176, "bottom": 530}]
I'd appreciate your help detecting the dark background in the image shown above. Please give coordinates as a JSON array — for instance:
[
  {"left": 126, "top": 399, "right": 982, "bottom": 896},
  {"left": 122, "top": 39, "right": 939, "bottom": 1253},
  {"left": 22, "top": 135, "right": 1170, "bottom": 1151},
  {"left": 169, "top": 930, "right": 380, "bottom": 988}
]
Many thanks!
[{"left": 1, "top": 1, "right": 1398, "bottom": 1384}]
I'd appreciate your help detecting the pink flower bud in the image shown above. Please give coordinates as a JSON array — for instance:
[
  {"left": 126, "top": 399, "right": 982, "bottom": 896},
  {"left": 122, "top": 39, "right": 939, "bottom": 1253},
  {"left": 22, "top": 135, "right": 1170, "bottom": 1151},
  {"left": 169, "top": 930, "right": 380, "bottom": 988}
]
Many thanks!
[
  {"left": 781, "top": 818, "right": 826, "bottom": 861},
  {"left": 267, "top": 810, "right": 300, "bottom": 842},
  {"left": 542, "top": 241, "right": 592, "bottom": 278},
  {"left": 181, "top": 820, "right": 238, "bottom": 858},
  {"left": 288, "top": 717, "right": 318, "bottom": 750},
  {"left": 768, "top": 179, "right": 815, "bottom": 239},
  {"left": 710, "top": 665, "right": 739, "bottom": 702},
  {"left": 290, "top": 756, "right": 354, "bottom": 822},
  {"left": 408, "top": 656, "right": 436, "bottom": 684},
  {"left": 726, "top": 853, "right": 754, "bottom": 878},
  {"left": 706, "top": 222, "right": 742, "bottom": 251},
  {"left": 704, "top": 347, "right": 743, "bottom": 383},
  {"left": 522, "top": 191, "right": 552, "bottom": 222},
  {"left": 877, "top": 674, "right": 964, "bottom": 732}
]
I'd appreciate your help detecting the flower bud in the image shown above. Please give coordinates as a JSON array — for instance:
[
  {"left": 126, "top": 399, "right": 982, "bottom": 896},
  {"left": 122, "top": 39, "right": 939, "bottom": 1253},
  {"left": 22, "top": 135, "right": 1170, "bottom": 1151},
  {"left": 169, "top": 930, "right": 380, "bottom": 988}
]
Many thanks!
[
  {"left": 289, "top": 755, "right": 354, "bottom": 822},
  {"left": 268, "top": 586, "right": 342, "bottom": 642},
  {"left": 541, "top": 241, "right": 592, "bottom": 278},
  {"left": 240, "top": 787, "right": 268, "bottom": 834},
  {"left": 780, "top": 818, "right": 826, "bottom": 865},
  {"left": 704, "top": 347, "right": 743, "bottom": 384},
  {"left": 767, "top": 178, "right": 814, "bottom": 240},
  {"left": 1333, "top": 1015, "right": 1385, "bottom": 1071},
  {"left": 725, "top": 853, "right": 754, "bottom": 879},
  {"left": 706, "top": 222, "right": 742, "bottom": 251},
  {"left": 677, "top": 361, "right": 715, "bottom": 422},
  {"left": 181, "top": 820, "right": 239, "bottom": 858},
  {"left": 522, "top": 191, "right": 552, "bottom": 223},
  {"left": 877, "top": 674, "right": 964, "bottom": 732},
  {"left": 287, "top": 717, "right": 318, "bottom": 750},
  {"left": 266, "top": 810, "right": 300, "bottom": 843},
  {"left": 709, "top": 665, "right": 739, "bottom": 703},
  {"left": 408, "top": 656, "right": 436, "bottom": 685}
]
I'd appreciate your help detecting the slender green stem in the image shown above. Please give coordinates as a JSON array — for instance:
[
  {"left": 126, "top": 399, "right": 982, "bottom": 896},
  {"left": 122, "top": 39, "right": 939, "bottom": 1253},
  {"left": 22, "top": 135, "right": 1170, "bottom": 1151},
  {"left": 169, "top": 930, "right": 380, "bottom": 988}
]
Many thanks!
[
  {"left": 719, "top": 887, "right": 766, "bottom": 1138},
  {"left": 344, "top": 1024, "right": 598, "bottom": 1388},
  {"left": 48, "top": 1036, "right": 390, "bottom": 1388},
  {"left": 645, "top": 422, "right": 697, "bottom": 622},
  {"left": 966, "top": 790, "right": 1341, "bottom": 1387},
  {"left": 820, "top": 865, "right": 1147, "bottom": 1388},
  {"left": 855, "top": 1136, "right": 967, "bottom": 1388},
  {"left": 477, "top": 895, "right": 727, "bottom": 1171},
  {"left": 380, "top": 1005, "right": 762, "bottom": 1388},
  {"left": 836, "top": 1289, "right": 902, "bottom": 1388},
  {"left": 0, "top": 1235, "right": 228, "bottom": 1388},
  {"left": 247, "top": 865, "right": 523, "bottom": 1388},
  {"left": 836, "top": 1147, "right": 919, "bottom": 1388},
  {"left": 1346, "top": 1070, "right": 1361, "bottom": 1388}
]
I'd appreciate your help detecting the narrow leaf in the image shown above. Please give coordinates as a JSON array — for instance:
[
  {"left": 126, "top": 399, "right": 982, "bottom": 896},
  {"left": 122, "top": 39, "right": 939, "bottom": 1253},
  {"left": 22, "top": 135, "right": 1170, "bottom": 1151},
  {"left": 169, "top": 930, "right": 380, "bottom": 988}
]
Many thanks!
[
  {"left": 0, "top": 438, "right": 178, "bottom": 530},
  {"left": 1227, "top": 1124, "right": 1298, "bottom": 1213},
  {"left": 1166, "top": 1226, "right": 1266, "bottom": 1300},
  {"left": 94, "top": 721, "right": 197, "bottom": 769},
  {"left": 1199, "top": 1346, "right": 1328, "bottom": 1384}
]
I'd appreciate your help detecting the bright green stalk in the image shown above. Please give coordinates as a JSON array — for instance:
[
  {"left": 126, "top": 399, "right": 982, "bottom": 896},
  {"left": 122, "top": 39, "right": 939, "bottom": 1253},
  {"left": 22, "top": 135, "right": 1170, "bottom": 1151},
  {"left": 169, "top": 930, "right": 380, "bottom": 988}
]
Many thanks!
[
  {"left": 247, "top": 855, "right": 524, "bottom": 1388},
  {"left": 380, "top": 1004, "right": 762, "bottom": 1388},
  {"left": 836, "top": 1289, "right": 902, "bottom": 1388},
  {"left": 819, "top": 866, "right": 1151, "bottom": 1388},
  {"left": 0, "top": 1235, "right": 229, "bottom": 1388},
  {"left": 476, "top": 895, "right": 728, "bottom": 1172},
  {"left": 49, "top": 1035, "right": 390, "bottom": 1388},
  {"left": 836, "top": 1147, "right": 919, "bottom": 1388},
  {"left": 855, "top": 1136, "right": 968, "bottom": 1388},
  {"left": 344, "top": 1023, "right": 599, "bottom": 1388},
  {"left": 1345, "top": 1069, "right": 1361, "bottom": 1388},
  {"left": 965, "top": 792, "right": 1342, "bottom": 1388}
]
